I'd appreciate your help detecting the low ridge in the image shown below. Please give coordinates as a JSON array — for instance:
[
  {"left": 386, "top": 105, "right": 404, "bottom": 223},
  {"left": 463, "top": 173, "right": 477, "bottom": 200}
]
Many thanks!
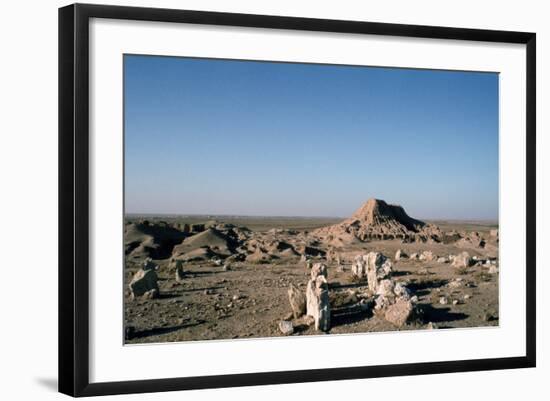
[{"left": 172, "top": 228, "right": 235, "bottom": 257}]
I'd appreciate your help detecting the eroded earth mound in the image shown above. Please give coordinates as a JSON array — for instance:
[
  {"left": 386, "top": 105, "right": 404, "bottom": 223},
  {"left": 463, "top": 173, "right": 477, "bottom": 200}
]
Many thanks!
[
  {"left": 315, "top": 198, "right": 442, "bottom": 243},
  {"left": 125, "top": 220, "right": 187, "bottom": 259}
]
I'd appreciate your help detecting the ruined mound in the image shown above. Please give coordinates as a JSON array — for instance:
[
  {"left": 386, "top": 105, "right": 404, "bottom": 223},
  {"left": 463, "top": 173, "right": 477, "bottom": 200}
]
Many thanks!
[
  {"left": 351, "top": 199, "right": 425, "bottom": 231},
  {"left": 125, "top": 221, "right": 187, "bottom": 259},
  {"left": 174, "top": 247, "right": 219, "bottom": 262},
  {"left": 172, "top": 228, "right": 235, "bottom": 257},
  {"left": 315, "top": 198, "right": 441, "bottom": 243},
  {"left": 245, "top": 248, "right": 274, "bottom": 264}
]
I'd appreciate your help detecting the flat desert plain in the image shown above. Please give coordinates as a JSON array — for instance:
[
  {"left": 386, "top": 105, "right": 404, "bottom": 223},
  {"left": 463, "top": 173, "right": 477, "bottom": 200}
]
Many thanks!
[{"left": 124, "top": 199, "right": 499, "bottom": 344}]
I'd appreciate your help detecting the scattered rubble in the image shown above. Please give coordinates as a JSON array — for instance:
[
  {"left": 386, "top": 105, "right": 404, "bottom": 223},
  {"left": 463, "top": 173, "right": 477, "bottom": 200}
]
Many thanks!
[
  {"left": 279, "top": 320, "right": 294, "bottom": 335},
  {"left": 419, "top": 251, "right": 436, "bottom": 261},
  {"left": 124, "top": 198, "right": 499, "bottom": 343},
  {"left": 351, "top": 252, "right": 392, "bottom": 294}
]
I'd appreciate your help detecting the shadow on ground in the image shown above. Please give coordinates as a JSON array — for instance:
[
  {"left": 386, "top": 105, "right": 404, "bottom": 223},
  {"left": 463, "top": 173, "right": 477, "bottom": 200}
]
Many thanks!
[
  {"left": 184, "top": 286, "right": 224, "bottom": 293},
  {"left": 329, "top": 281, "right": 367, "bottom": 290},
  {"left": 331, "top": 305, "right": 373, "bottom": 327},
  {"left": 408, "top": 279, "right": 449, "bottom": 292},
  {"left": 417, "top": 304, "right": 468, "bottom": 323},
  {"left": 128, "top": 320, "right": 205, "bottom": 340}
]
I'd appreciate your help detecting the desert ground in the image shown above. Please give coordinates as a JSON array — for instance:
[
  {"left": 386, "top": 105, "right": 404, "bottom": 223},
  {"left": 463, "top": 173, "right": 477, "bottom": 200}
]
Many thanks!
[{"left": 124, "top": 199, "right": 499, "bottom": 344}]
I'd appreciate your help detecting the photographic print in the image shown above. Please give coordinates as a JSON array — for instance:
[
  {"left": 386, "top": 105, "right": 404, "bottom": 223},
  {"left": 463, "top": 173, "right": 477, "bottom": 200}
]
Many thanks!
[{"left": 123, "top": 55, "right": 499, "bottom": 344}]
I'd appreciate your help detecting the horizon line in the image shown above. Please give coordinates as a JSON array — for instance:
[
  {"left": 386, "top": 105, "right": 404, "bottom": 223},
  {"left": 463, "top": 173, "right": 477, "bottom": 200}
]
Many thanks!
[{"left": 124, "top": 212, "right": 499, "bottom": 223}]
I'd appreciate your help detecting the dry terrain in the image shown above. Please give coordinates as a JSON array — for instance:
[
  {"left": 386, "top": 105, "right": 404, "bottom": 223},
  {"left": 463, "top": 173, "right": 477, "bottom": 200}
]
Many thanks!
[{"left": 124, "top": 199, "right": 499, "bottom": 344}]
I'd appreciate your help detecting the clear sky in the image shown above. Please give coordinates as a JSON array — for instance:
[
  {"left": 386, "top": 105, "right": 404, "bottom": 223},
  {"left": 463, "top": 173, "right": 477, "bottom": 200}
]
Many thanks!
[{"left": 124, "top": 55, "right": 499, "bottom": 220}]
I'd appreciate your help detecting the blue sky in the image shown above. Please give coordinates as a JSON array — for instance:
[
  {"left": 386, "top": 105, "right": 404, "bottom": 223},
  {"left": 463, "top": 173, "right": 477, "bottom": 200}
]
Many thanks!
[{"left": 124, "top": 55, "right": 499, "bottom": 220}]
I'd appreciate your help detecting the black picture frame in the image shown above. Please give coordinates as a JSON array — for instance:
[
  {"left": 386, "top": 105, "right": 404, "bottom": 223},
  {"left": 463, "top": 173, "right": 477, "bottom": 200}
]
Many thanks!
[{"left": 59, "top": 3, "right": 536, "bottom": 397}]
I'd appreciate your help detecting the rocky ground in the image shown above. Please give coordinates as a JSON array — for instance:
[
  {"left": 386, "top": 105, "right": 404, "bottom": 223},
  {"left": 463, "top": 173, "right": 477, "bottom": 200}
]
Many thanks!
[{"left": 124, "top": 201, "right": 499, "bottom": 344}]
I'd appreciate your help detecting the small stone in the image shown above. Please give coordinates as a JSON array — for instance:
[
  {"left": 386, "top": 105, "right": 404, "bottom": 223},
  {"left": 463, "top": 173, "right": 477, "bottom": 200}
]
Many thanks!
[
  {"left": 143, "top": 288, "right": 159, "bottom": 299},
  {"left": 426, "top": 322, "right": 437, "bottom": 330},
  {"left": 279, "top": 320, "right": 294, "bottom": 335},
  {"left": 395, "top": 249, "right": 407, "bottom": 261},
  {"left": 448, "top": 279, "right": 463, "bottom": 288},
  {"left": 464, "top": 294, "right": 471, "bottom": 300},
  {"left": 418, "top": 268, "right": 429, "bottom": 275},
  {"left": 452, "top": 299, "right": 459, "bottom": 305},
  {"left": 346, "top": 290, "right": 358, "bottom": 304},
  {"left": 439, "top": 296, "right": 448, "bottom": 305},
  {"left": 419, "top": 251, "right": 436, "bottom": 261}
]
